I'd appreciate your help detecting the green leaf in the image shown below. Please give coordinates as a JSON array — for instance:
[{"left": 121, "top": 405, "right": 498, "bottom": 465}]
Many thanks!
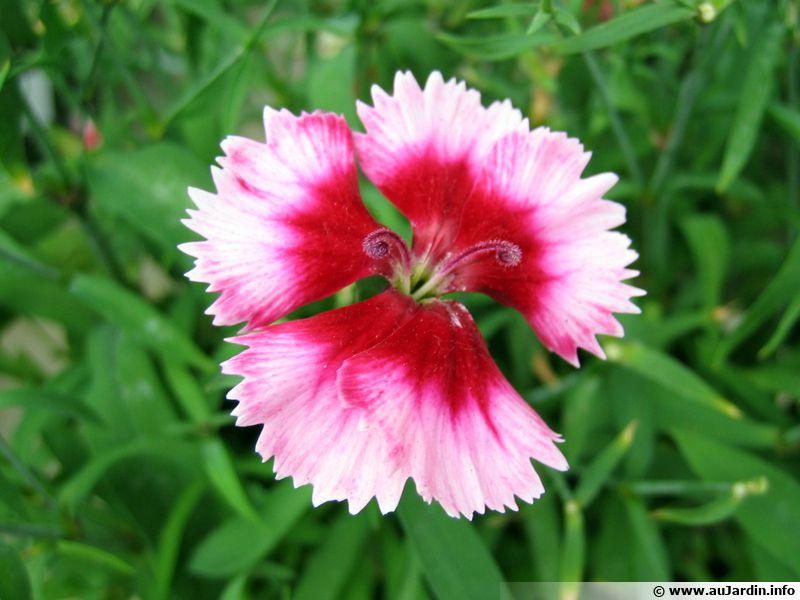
[
  {"left": 87, "top": 143, "right": 210, "bottom": 260},
  {"left": 172, "top": 0, "right": 250, "bottom": 41},
  {"left": 526, "top": 11, "right": 552, "bottom": 35},
  {"left": 607, "top": 342, "right": 739, "bottom": 416},
  {"left": 0, "top": 541, "right": 32, "bottom": 600},
  {"left": 574, "top": 421, "right": 637, "bottom": 508},
  {"left": 680, "top": 214, "right": 730, "bottom": 308},
  {"left": 674, "top": 431, "right": 800, "bottom": 577},
  {"left": 202, "top": 439, "right": 259, "bottom": 521},
  {"left": 769, "top": 102, "right": 800, "bottom": 144},
  {"left": 0, "top": 387, "right": 99, "bottom": 422},
  {"left": 622, "top": 495, "right": 671, "bottom": 580},
  {"left": 0, "top": 258, "right": 94, "bottom": 332},
  {"left": 436, "top": 30, "right": 557, "bottom": 61},
  {"left": 0, "top": 229, "right": 60, "bottom": 280},
  {"left": 522, "top": 491, "right": 561, "bottom": 582},
  {"left": 398, "top": 494, "right": 511, "bottom": 600},
  {"left": 162, "top": 359, "right": 213, "bottom": 422},
  {"left": 609, "top": 366, "right": 779, "bottom": 449},
  {"left": 652, "top": 478, "right": 766, "bottom": 526},
  {"left": 308, "top": 44, "right": 357, "bottom": 126},
  {"left": 55, "top": 540, "right": 136, "bottom": 576},
  {"left": 716, "top": 22, "right": 784, "bottom": 192},
  {"left": 58, "top": 439, "right": 182, "bottom": 514},
  {"left": 551, "top": 4, "right": 695, "bottom": 54},
  {"left": 189, "top": 481, "right": 310, "bottom": 578},
  {"left": 154, "top": 480, "right": 205, "bottom": 600},
  {"left": 715, "top": 236, "right": 800, "bottom": 361},
  {"left": 69, "top": 274, "right": 214, "bottom": 371},
  {"left": 559, "top": 501, "right": 585, "bottom": 598},
  {"left": 758, "top": 296, "right": 800, "bottom": 358},
  {"left": 294, "top": 512, "right": 372, "bottom": 600},
  {"left": 467, "top": 4, "right": 537, "bottom": 19},
  {"left": 0, "top": 469, "right": 28, "bottom": 518}
]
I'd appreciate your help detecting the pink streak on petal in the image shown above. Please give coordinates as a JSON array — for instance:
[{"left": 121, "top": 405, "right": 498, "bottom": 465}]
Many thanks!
[
  {"left": 355, "top": 71, "right": 528, "bottom": 261},
  {"left": 448, "top": 128, "right": 644, "bottom": 366},
  {"left": 337, "top": 300, "right": 567, "bottom": 519},
  {"left": 181, "top": 109, "right": 382, "bottom": 328},
  {"left": 223, "top": 291, "right": 416, "bottom": 514}
]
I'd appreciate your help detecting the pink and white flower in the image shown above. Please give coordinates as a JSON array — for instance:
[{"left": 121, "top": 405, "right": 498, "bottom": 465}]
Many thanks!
[{"left": 181, "top": 71, "right": 643, "bottom": 519}]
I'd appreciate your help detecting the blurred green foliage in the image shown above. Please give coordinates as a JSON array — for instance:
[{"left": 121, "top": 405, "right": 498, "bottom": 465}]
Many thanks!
[{"left": 1, "top": 0, "right": 799, "bottom": 598}]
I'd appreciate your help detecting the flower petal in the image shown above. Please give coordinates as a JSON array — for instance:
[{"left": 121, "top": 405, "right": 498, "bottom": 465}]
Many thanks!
[
  {"left": 337, "top": 300, "right": 567, "bottom": 519},
  {"left": 355, "top": 71, "right": 528, "bottom": 261},
  {"left": 181, "top": 109, "right": 383, "bottom": 328},
  {"left": 447, "top": 128, "right": 644, "bottom": 366},
  {"left": 223, "top": 291, "right": 416, "bottom": 514}
]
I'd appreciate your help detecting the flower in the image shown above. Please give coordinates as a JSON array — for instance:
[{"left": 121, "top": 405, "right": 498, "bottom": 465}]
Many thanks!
[{"left": 180, "top": 71, "right": 643, "bottom": 519}]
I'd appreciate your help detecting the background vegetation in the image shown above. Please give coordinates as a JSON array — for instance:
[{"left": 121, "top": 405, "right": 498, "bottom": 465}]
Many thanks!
[{"left": 1, "top": 0, "right": 799, "bottom": 598}]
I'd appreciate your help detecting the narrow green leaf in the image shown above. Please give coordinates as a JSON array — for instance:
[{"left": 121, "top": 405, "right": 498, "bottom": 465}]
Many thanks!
[
  {"left": 467, "top": 4, "right": 537, "bottom": 19},
  {"left": 655, "top": 497, "right": 736, "bottom": 527},
  {"left": 574, "top": 421, "right": 637, "bottom": 508},
  {"left": 202, "top": 439, "right": 259, "bottom": 521},
  {"left": 680, "top": 214, "right": 730, "bottom": 308},
  {"left": 610, "top": 366, "right": 779, "bottom": 449},
  {"left": 551, "top": 4, "right": 695, "bottom": 54},
  {"left": 607, "top": 342, "right": 739, "bottom": 416},
  {"left": 87, "top": 142, "right": 209, "bottom": 258},
  {"left": 0, "top": 229, "right": 59, "bottom": 280},
  {"left": 558, "top": 501, "right": 585, "bottom": 600},
  {"left": 522, "top": 491, "right": 561, "bottom": 582},
  {"left": 294, "top": 512, "right": 372, "bottom": 600},
  {"left": 220, "top": 574, "right": 250, "bottom": 600},
  {"left": 58, "top": 439, "right": 180, "bottom": 514},
  {"left": 162, "top": 359, "right": 213, "bottom": 423},
  {"left": 0, "top": 387, "right": 100, "bottom": 422},
  {"left": 758, "top": 296, "right": 800, "bottom": 358},
  {"left": 398, "top": 494, "right": 511, "bottom": 600},
  {"left": 652, "top": 478, "right": 767, "bottom": 526},
  {"left": 561, "top": 376, "right": 603, "bottom": 464},
  {"left": 56, "top": 540, "right": 136, "bottom": 576},
  {"left": 189, "top": 482, "right": 310, "bottom": 578},
  {"left": 436, "top": 30, "right": 557, "bottom": 61},
  {"left": 715, "top": 236, "right": 800, "bottom": 361},
  {"left": 308, "top": 44, "right": 357, "bottom": 125},
  {"left": 0, "top": 260, "right": 94, "bottom": 331},
  {"left": 769, "top": 102, "right": 800, "bottom": 143},
  {"left": 0, "top": 541, "right": 32, "bottom": 600},
  {"left": 526, "top": 11, "right": 552, "bottom": 35},
  {"left": 716, "top": 22, "right": 784, "bottom": 192},
  {"left": 0, "top": 469, "right": 28, "bottom": 518},
  {"left": 622, "top": 495, "right": 671, "bottom": 580},
  {"left": 674, "top": 431, "right": 800, "bottom": 577},
  {"left": 69, "top": 274, "right": 214, "bottom": 371},
  {"left": 172, "top": 0, "right": 249, "bottom": 41},
  {"left": 154, "top": 481, "right": 204, "bottom": 600}
]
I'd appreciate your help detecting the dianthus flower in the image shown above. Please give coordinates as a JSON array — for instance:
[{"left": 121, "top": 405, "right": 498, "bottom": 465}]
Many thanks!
[{"left": 181, "top": 71, "right": 642, "bottom": 519}]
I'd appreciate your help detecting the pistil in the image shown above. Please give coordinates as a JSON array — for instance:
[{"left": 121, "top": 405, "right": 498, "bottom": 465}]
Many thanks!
[{"left": 363, "top": 228, "right": 412, "bottom": 293}]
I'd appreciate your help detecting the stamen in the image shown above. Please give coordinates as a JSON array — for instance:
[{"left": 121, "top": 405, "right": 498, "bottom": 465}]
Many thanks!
[
  {"left": 444, "top": 239, "right": 523, "bottom": 270},
  {"left": 410, "top": 239, "right": 522, "bottom": 301}
]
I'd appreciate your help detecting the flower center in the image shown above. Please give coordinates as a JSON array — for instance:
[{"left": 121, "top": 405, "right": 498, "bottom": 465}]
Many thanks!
[{"left": 363, "top": 230, "right": 522, "bottom": 302}]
